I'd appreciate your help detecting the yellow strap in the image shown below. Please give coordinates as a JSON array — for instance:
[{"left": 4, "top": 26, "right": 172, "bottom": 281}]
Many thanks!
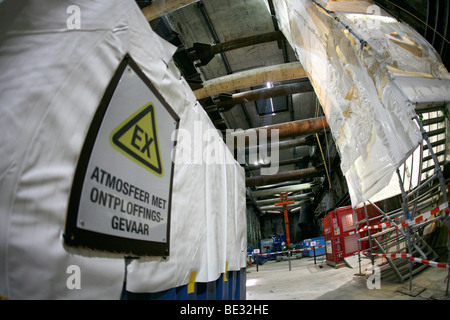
[
  {"left": 223, "top": 261, "right": 229, "bottom": 282},
  {"left": 187, "top": 270, "right": 197, "bottom": 294}
]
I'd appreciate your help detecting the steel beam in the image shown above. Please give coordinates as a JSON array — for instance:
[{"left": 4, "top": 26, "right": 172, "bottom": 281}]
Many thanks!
[{"left": 188, "top": 31, "right": 285, "bottom": 67}]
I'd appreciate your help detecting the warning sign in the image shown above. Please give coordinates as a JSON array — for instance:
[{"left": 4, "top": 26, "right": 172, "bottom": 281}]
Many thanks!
[
  {"left": 111, "top": 103, "right": 163, "bottom": 177},
  {"left": 64, "top": 55, "right": 179, "bottom": 257}
]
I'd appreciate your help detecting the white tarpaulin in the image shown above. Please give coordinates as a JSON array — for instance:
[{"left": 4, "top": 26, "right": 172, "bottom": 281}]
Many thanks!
[
  {"left": 270, "top": 0, "right": 450, "bottom": 207},
  {"left": 0, "top": 0, "right": 246, "bottom": 299}
]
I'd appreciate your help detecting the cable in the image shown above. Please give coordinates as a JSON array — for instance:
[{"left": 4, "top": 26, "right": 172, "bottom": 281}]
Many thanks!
[
  {"left": 310, "top": 0, "right": 368, "bottom": 49},
  {"left": 316, "top": 133, "right": 332, "bottom": 191}
]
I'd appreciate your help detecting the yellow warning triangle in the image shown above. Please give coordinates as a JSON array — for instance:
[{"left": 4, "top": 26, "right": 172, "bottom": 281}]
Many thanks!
[{"left": 110, "top": 103, "right": 163, "bottom": 177}]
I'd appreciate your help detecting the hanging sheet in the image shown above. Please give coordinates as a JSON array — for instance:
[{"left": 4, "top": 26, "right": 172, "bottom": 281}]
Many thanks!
[{"left": 270, "top": 0, "right": 450, "bottom": 207}]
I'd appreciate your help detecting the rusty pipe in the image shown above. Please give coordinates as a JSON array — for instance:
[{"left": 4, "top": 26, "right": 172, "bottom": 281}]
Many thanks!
[
  {"left": 215, "top": 80, "right": 313, "bottom": 111},
  {"left": 260, "top": 116, "right": 329, "bottom": 140},
  {"left": 230, "top": 116, "right": 329, "bottom": 146}
]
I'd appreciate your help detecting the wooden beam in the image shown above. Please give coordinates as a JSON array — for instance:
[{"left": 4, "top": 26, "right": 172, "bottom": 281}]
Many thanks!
[
  {"left": 141, "top": 0, "right": 198, "bottom": 21},
  {"left": 193, "top": 62, "right": 306, "bottom": 100}
]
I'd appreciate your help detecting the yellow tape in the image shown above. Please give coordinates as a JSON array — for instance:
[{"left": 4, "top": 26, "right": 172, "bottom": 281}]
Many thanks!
[
  {"left": 223, "top": 261, "right": 229, "bottom": 282},
  {"left": 0, "top": 295, "right": 9, "bottom": 300},
  {"left": 187, "top": 270, "right": 197, "bottom": 294}
]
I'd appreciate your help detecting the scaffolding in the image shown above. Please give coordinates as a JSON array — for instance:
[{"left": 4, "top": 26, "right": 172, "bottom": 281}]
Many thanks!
[{"left": 354, "top": 104, "right": 450, "bottom": 296}]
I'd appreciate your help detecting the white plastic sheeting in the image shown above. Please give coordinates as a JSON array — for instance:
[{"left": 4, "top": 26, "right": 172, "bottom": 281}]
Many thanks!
[
  {"left": 0, "top": 0, "right": 246, "bottom": 299},
  {"left": 271, "top": 0, "right": 450, "bottom": 207}
]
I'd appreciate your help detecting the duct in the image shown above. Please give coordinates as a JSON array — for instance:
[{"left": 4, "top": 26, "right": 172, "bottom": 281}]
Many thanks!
[
  {"left": 193, "top": 61, "right": 306, "bottom": 99},
  {"left": 246, "top": 167, "right": 321, "bottom": 187},
  {"left": 215, "top": 79, "right": 313, "bottom": 111},
  {"left": 271, "top": 0, "right": 450, "bottom": 206},
  {"left": 255, "top": 193, "right": 312, "bottom": 206},
  {"left": 255, "top": 116, "right": 328, "bottom": 141},
  {"left": 251, "top": 182, "right": 316, "bottom": 198},
  {"left": 230, "top": 116, "right": 329, "bottom": 148}
]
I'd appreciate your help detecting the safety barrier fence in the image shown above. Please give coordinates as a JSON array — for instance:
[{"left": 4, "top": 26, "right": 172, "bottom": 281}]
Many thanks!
[
  {"left": 247, "top": 244, "right": 450, "bottom": 272},
  {"left": 351, "top": 203, "right": 449, "bottom": 235},
  {"left": 359, "top": 251, "right": 450, "bottom": 269},
  {"left": 247, "top": 245, "right": 325, "bottom": 258},
  {"left": 247, "top": 245, "right": 326, "bottom": 272}
]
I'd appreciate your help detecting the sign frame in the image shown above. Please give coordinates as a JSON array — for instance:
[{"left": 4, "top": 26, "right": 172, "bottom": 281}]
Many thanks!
[{"left": 64, "top": 54, "right": 179, "bottom": 257}]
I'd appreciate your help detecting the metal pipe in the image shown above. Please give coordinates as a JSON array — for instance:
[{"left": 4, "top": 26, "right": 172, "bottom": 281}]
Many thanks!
[
  {"left": 246, "top": 167, "right": 321, "bottom": 187},
  {"left": 368, "top": 200, "right": 427, "bottom": 259},
  {"left": 352, "top": 207, "right": 364, "bottom": 276},
  {"left": 252, "top": 180, "right": 304, "bottom": 190},
  {"left": 251, "top": 183, "right": 315, "bottom": 198},
  {"left": 231, "top": 116, "right": 329, "bottom": 147},
  {"left": 262, "top": 210, "right": 283, "bottom": 214},
  {"left": 215, "top": 80, "right": 313, "bottom": 111},
  {"left": 259, "top": 200, "right": 306, "bottom": 212},
  {"left": 255, "top": 193, "right": 312, "bottom": 206},
  {"left": 240, "top": 136, "right": 315, "bottom": 155},
  {"left": 290, "top": 206, "right": 302, "bottom": 213},
  {"left": 256, "top": 116, "right": 328, "bottom": 141},
  {"left": 397, "top": 169, "right": 414, "bottom": 291},
  {"left": 247, "top": 156, "right": 313, "bottom": 170},
  {"left": 363, "top": 203, "right": 375, "bottom": 274}
]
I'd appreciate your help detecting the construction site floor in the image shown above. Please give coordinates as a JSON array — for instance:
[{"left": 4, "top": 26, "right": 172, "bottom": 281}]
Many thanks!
[{"left": 245, "top": 255, "right": 450, "bottom": 300}]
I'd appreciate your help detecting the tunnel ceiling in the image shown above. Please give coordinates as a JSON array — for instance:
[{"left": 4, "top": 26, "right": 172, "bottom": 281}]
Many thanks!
[{"left": 138, "top": 0, "right": 450, "bottom": 218}]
